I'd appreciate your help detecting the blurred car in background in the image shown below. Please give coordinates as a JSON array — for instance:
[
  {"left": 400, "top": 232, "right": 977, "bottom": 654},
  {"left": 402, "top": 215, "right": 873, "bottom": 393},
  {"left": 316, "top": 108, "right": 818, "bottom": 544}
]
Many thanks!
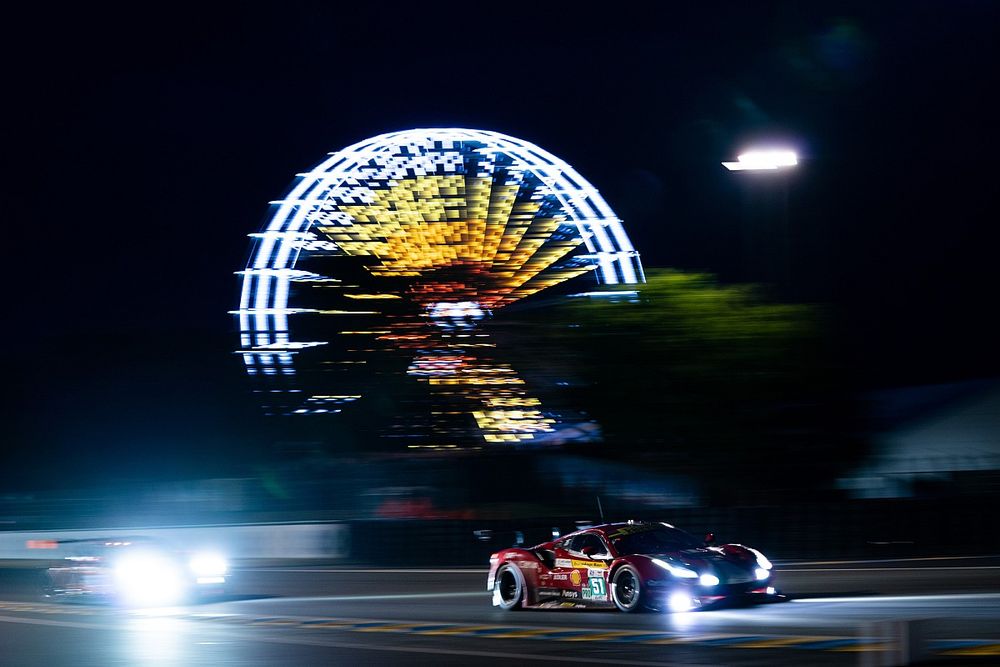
[
  {"left": 488, "top": 520, "right": 776, "bottom": 612},
  {"left": 45, "top": 537, "right": 228, "bottom": 606}
]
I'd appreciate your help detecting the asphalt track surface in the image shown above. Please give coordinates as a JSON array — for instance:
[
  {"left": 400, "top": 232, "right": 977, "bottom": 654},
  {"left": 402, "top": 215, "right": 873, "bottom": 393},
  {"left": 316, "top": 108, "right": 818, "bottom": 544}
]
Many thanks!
[{"left": 2, "top": 556, "right": 1000, "bottom": 666}]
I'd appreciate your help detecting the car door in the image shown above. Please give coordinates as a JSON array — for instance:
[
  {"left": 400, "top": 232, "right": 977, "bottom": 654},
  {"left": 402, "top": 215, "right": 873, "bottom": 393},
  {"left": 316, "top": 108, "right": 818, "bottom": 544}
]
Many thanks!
[
  {"left": 567, "top": 533, "right": 612, "bottom": 604},
  {"left": 547, "top": 538, "right": 582, "bottom": 602},
  {"left": 549, "top": 533, "right": 611, "bottom": 604}
]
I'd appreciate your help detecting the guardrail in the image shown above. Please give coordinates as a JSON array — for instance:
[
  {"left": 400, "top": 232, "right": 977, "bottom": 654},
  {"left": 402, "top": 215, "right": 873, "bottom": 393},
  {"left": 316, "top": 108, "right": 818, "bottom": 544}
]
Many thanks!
[
  {"left": 2, "top": 493, "right": 999, "bottom": 566},
  {"left": 0, "top": 522, "right": 349, "bottom": 561}
]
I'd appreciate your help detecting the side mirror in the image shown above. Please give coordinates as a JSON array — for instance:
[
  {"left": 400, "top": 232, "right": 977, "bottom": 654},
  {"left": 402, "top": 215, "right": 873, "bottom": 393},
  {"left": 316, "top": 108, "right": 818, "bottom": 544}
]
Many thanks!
[{"left": 704, "top": 532, "right": 716, "bottom": 546}]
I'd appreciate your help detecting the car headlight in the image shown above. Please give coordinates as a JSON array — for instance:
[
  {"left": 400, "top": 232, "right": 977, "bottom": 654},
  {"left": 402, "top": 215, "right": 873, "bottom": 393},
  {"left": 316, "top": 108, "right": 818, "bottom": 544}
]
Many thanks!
[
  {"left": 747, "top": 548, "right": 772, "bottom": 570},
  {"left": 668, "top": 592, "right": 694, "bottom": 612},
  {"left": 189, "top": 553, "right": 228, "bottom": 578},
  {"left": 755, "top": 568, "right": 770, "bottom": 581},
  {"left": 651, "top": 558, "right": 698, "bottom": 579},
  {"left": 114, "top": 552, "right": 184, "bottom": 606},
  {"left": 699, "top": 573, "right": 720, "bottom": 587}
]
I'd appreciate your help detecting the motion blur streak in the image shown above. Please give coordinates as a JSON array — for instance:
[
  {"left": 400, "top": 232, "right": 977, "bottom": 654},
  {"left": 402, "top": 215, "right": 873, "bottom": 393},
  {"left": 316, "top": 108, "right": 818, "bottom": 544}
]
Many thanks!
[{"left": 262, "top": 591, "right": 487, "bottom": 603}]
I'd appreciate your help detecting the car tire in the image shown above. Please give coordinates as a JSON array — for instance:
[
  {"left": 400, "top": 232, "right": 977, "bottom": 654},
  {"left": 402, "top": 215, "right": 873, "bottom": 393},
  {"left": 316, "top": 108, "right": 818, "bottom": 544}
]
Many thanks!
[
  {"left": 494, "top": 564, "right": 525, "bottom": 611},
  {"left": 611, "top": 565, "right": 647, "bottom": 613}
]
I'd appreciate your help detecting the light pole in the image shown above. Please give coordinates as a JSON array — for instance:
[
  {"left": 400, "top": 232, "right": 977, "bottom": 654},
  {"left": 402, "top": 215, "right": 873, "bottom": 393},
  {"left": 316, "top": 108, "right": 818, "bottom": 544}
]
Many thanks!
[{"left": 723, "top": 148, "right": 798, "bottom": 295}]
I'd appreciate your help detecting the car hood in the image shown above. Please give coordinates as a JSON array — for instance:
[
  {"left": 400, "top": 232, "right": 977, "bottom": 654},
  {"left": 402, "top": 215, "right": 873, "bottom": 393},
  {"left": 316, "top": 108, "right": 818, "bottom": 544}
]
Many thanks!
[{"left": 640, "top": 545, "right": 757, "bottom": 572}]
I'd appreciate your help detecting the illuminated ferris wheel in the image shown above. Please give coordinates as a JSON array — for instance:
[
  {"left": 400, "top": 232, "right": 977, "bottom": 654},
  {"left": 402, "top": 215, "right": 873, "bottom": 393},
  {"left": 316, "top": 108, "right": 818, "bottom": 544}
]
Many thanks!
[{"left": 235, "top": 128, "right": 643, "bottom": 448}]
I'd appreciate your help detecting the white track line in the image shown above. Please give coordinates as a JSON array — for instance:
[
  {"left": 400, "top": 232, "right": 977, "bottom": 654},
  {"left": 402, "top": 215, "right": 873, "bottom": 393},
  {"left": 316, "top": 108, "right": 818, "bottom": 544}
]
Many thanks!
[
  {"left": 0, "top": 615, "right": 106, "bottom": 629},
  {"left": 781, "top": 555, "right": 1000, "bottom": 566},
  {"left": 780, "top": 566, "right": 1000, "bottom": 572},
  {"left": 792, "top": 592, "right": 1000, "bottom": 603}
]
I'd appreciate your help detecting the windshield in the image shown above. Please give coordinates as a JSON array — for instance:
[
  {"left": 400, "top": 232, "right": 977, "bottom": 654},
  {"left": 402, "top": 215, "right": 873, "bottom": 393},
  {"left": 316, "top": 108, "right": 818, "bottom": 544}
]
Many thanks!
[{"left": 610, "top": 527, "right": 702, "bottom": 555}]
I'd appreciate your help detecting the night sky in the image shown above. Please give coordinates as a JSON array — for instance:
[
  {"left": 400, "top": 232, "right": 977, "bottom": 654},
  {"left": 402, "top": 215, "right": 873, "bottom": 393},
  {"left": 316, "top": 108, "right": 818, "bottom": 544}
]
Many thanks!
[{"left": 2, "top": 3, "right": 998, "bottom": 489}]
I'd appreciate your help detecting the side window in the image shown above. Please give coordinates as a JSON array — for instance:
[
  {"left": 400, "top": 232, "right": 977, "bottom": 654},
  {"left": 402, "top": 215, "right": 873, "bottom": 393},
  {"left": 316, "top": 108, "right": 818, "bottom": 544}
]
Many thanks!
[{"left": 570, "top": 533, "right": 609, "bottom": 557}]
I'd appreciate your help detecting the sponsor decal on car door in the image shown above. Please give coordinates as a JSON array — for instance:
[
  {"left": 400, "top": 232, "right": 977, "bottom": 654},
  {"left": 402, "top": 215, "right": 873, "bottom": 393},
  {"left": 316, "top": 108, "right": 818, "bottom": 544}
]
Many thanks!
[
  {"left": 551, "top": 550, "right": 585, "bottom": 599},
  {"left": 578, "top": 563, "right": 609, "bottom": 601},
  {"left": 560, "top": 558, "right": 608, "bottom": 602}
]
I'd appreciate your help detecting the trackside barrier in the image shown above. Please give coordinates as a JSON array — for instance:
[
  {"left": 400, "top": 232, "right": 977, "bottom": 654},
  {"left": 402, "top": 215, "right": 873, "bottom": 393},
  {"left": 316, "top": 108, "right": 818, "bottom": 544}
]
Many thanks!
[
  {"left": 0, "top": 523, "right": 349, "bottom": 561},
  {"left": 858, "top": 619, "right": 931, "bottom": 667},
  {"left": 3, "top": 492, "right": 1000, "bottom": 566}
]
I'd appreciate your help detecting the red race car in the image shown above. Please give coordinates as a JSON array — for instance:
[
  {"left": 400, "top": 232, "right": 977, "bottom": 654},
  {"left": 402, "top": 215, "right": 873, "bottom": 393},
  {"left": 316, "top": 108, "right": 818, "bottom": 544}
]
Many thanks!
[{"left": 487, "top": 521, "right": 776, "bottom": 612}]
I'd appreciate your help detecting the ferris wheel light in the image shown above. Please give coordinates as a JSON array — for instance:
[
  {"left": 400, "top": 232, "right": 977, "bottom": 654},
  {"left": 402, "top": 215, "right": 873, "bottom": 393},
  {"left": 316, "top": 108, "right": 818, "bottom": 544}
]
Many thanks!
[{"left": 237, "top": 128, "right": 643, "bottom": 442}]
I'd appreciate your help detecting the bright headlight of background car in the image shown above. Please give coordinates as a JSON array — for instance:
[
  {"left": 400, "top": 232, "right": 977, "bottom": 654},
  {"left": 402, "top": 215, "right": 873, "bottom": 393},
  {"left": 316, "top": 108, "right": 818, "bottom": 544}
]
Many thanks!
[
  {"left": 114, "top": 551, "right": 184, "bottom": 606},
  {"left": 651, "top": 558, "right": 698, "bottom": 579},
  {"left": 189, "top": 552, "right": 228, "bottom": 584}
]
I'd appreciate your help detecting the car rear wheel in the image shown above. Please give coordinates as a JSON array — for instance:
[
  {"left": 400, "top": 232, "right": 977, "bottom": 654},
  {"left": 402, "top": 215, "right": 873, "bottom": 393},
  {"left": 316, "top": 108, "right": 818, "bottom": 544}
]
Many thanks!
[
  {"left": 494, "top": 564, "right": 525, "bottom": 611},
  {"left": 611, "top": 565, "right": 647, "bottom": 613}
]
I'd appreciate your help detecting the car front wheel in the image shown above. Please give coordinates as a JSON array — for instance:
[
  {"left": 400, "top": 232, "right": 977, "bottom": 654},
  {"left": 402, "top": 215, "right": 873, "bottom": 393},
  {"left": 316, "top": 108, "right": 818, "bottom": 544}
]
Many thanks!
[{"left": 611, "top": 565, "right": 647, "bottom": 613}]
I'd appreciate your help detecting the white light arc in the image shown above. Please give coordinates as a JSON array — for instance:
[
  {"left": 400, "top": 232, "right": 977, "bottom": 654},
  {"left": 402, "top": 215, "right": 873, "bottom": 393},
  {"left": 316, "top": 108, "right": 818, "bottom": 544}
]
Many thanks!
[{"left": 236, "top": 128, "right": 644, "bottom": 374}]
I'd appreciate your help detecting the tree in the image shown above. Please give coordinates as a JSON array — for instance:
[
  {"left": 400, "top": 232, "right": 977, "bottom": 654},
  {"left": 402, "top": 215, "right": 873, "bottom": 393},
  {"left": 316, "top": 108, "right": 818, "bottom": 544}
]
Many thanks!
[{"left": 492, "top": 269, "right": 867, "bottom": 503}]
